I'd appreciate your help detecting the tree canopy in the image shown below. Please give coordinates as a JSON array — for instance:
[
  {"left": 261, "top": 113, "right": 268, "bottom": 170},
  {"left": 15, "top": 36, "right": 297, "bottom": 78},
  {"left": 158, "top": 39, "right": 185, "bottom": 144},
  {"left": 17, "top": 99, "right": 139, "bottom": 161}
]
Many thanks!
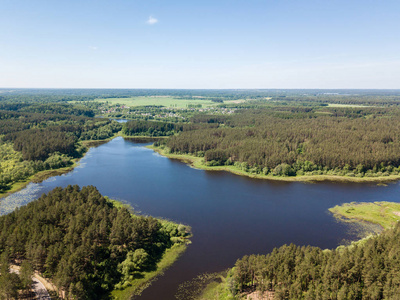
[{"left": 0, "top": 185, "right": 189, "bottom": 299}]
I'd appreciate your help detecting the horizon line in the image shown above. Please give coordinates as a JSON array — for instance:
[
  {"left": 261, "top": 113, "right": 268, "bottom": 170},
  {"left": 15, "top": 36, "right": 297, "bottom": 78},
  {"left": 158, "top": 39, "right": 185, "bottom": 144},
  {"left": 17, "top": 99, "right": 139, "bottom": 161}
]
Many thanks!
[{"left": 1, "top": 87, "right": 400, "bottom": 91}]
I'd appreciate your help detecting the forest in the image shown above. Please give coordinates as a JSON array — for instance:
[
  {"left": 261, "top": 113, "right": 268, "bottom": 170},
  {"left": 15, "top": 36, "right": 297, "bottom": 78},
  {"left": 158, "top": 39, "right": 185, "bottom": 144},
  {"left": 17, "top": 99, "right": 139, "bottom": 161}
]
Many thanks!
[
  {"left": 2, "top": 89, "right": 394, "bottom": 182},
  {"left": 3, "top": 89, "right": 400, "bottom": 187},
  {"left": 1, "top": 88, "right": 400, "bottom": 103},
  {"left": 154, "top": 107, "right": 400, "bottom": 178},
  {"left": 121, "top": 120, "right": 218, "bottom": 137},
  {"left": 2, "top": 89, "right": 400, "bottom": 299},
  {"left": 201, "top": 222, "right": 400, "bottom": 300},
  {"left": 0, "top": 185, "right": 190, "bottom": 299},
  {"left": 0, "top": 104, "right": 122, "bottom": 193}
]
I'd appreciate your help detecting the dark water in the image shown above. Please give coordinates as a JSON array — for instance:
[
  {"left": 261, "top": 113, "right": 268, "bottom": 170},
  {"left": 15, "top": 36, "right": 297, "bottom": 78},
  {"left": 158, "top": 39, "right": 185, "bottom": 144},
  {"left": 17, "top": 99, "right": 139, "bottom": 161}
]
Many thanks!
[{"left": 2, "top": 137, "right": 400, "bottom": 299}]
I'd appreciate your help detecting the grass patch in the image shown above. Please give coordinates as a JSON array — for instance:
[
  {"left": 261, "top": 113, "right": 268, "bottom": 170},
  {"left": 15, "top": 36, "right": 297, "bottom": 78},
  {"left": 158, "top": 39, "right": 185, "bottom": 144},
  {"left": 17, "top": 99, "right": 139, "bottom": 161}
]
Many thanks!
[
  {"left": 327, "top": 103, "right": 372, "bottom": 108},
  {"left": 147, "top": 145, "right": 400, "bottom": 184},
  {"left": 104, "top": 196, "right": 131, "bottom": 210},
  {"left": 196, "top": 278, "right": 235, "bottom": 300},
  {"left": 329, "top": 201, "right": 400, "bottom": 230},
  {"left": 176, "top": 271, "right": 233, "bottom": 300},
  {"left": 31, "top": 165, "right": 75, "bottom": 183}
]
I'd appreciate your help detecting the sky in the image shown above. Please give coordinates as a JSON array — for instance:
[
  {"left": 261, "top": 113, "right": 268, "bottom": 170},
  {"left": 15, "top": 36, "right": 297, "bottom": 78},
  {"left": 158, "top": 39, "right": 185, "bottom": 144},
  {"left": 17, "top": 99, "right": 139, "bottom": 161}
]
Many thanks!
[{"left": 1, "top": 0, "right": 400, "bottom": 89}]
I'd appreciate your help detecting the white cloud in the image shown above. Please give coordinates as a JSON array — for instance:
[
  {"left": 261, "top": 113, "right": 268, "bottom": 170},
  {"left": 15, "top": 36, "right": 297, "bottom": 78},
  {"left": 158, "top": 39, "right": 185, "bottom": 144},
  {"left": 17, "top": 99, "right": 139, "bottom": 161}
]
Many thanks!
[
  {"left": 89, "top": 46, "right": 98, "bottom": 51},
  {"left": 146, "top": 16, "right": 158, "bottom": 25}
]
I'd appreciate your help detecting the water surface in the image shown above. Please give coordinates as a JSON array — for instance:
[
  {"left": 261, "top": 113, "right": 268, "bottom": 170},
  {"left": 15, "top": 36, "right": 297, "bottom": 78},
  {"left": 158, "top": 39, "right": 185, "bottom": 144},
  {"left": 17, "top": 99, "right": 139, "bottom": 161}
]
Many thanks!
[{"left": 2, "top": 137, "right": 399, "bottom": 299}]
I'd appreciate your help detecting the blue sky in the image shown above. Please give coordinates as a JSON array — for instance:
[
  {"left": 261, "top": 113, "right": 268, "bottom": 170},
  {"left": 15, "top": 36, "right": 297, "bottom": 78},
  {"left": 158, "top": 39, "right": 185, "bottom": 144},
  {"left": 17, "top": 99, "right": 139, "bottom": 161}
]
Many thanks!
[{"left": 1, "top": 0, "right": 399, "bottom": 88}]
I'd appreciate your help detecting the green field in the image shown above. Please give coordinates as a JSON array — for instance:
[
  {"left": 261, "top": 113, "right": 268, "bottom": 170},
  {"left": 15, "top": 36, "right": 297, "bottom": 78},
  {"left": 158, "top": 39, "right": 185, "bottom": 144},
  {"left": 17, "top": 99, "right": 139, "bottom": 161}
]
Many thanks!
[
  {"left": 96, "top": 97, "right": 219, "bottom": 108},
  {"left": 327, "top": 103, "right": 372, "bottom": 108},
  {"left": 329, "top": 201, "right": 400, "bottom": 229}
]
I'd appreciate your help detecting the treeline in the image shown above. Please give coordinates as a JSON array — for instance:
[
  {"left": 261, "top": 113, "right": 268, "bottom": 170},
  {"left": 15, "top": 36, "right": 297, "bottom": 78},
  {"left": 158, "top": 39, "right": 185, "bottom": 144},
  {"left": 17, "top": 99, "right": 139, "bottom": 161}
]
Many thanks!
[
  {"left": 122, "top": 120, "right": 218, "bottom": 137},
  {"left": 269, "top": 94, "right": 400, "bottom": 107},
  {"left": 0, "top": 185, "right": 190, "bottom": 299},
  {"left": 0, "top": 103, "right": 94, "bottom": 117},
  {"left": 228, "top": 222, "right": 400, "bottom": 299},
  {"left": 4, "top": 128, "right": 77, "bottom": 161},
  {"left": 0, "top": 111, "right": 121, "bottom": 161},
  {"left": 0, "top": 143, "right": 73, "bottom": 192},
  {"left": 3, "top": 118, "right": 121, "bottom": 161},
  {"left": 122, "top": 120, "right": 176, "bottom": 136},
  {"left": 0, "top": 110, "right": 121, "bottom": 192},
  {"left": 159, "top": 108, "right": 400, "bottom": 177},
  {"left": 2, "top": 88, "right": 400, "bottom": 103},
  {"left": 0, "top": 110, "right": 119, "bottom": 137},
  {"left": 0, "top": 110, "right": 79, "bottom": 135}
]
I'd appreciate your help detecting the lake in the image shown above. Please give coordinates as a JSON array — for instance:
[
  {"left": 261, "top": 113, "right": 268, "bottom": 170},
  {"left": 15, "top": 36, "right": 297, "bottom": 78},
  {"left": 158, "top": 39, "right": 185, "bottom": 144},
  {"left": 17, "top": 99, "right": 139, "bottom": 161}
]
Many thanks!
[{"left": 2, "top": 137, "right": 399, "bottom": 299}]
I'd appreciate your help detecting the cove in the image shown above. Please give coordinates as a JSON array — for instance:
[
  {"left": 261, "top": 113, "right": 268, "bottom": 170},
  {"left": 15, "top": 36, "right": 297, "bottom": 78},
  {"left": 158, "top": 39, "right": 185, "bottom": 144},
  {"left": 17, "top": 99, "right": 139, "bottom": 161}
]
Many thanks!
[{"left": 2, "top": 137, "right": 400, "bottom": 299}]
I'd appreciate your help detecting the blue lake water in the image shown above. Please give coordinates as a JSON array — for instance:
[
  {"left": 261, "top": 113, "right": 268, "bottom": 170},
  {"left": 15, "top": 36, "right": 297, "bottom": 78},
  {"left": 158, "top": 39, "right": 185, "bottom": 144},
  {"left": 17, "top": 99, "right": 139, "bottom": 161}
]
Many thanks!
[{"left": 2, "top": 137, "right": 399, "bottom": 299}]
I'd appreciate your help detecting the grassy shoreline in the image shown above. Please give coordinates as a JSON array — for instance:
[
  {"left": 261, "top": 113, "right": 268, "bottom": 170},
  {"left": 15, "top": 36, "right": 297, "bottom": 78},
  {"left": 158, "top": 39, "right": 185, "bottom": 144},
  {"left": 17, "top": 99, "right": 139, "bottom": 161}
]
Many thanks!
[
  {"left": 106, "top": 197, "right": 192, "bottom": 299},
  {"left": 111, "top": 243, "right": 189, "bottom": 299},
  {"left": 329, "top": 201, "right": 400, "bottom": 230},
  {"left": 148, "top": 145, "right": 400, "bottom": 184},
  {"left": 0, "top": 134, "right": 163, "bottom": 199},
  {"left": 0, "top": 164, "right": 77, "bottom": 199},
  {"left": 120, "top": 133, "right": 168, "bottom": 142}
]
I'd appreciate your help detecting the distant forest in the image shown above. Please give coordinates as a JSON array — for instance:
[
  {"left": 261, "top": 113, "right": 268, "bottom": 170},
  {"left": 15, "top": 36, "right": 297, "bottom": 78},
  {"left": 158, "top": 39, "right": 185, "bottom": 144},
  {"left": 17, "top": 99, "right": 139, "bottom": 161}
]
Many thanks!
[
  {"left": 1, "top": 88, "right": 400, "bottom": 104},
  {"left": 2, "top": 90, "right": 400, "bottom": 191}
]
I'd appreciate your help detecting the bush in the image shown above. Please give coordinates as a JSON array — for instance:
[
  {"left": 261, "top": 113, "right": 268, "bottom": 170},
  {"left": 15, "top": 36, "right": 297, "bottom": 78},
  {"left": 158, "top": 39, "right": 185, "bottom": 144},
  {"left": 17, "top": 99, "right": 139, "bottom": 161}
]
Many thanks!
[{"left": 273, "top": 164, "right": 295, "bottom": 176}]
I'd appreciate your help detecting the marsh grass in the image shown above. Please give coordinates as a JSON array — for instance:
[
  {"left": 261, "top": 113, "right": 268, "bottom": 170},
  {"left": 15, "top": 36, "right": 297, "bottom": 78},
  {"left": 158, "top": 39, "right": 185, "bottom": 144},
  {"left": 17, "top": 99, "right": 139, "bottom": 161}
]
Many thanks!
[{"left": 329, "top": 201, "right": 400, "bottom": 230}]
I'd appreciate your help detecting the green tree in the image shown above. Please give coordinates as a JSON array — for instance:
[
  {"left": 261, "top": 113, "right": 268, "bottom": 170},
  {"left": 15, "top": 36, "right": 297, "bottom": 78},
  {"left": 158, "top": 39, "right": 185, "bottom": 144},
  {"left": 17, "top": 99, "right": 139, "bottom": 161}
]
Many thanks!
[{"left": 19, "top": 260, "right": 34, "bottom": 295}]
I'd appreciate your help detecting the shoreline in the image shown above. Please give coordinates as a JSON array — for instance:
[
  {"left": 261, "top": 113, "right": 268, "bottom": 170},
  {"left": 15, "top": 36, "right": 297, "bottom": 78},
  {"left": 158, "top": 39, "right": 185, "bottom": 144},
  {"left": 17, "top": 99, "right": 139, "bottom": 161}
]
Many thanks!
[
  {"left": 148, "top": 145, "right": 400, "bottom": 184},
  {"left": 3, "top": 184, "right": 191, "bottom": 300},
  {"left": 196, "top": 201, "right": 400, "bottom": 300},
  {"left": 0, "top": 135, "right": 119, "bottom": 200},
  {"left": 106, "top": 197, "right": 192, "bottom": 299},
  {"left": 329, "top": 201, "right": 400, "bottom": 231},
  {"left": 0, "top": 165, "right": 77, "bottom": 200},
  {"left": 112, "top": 243, "right": 189, "bottom": 299}
]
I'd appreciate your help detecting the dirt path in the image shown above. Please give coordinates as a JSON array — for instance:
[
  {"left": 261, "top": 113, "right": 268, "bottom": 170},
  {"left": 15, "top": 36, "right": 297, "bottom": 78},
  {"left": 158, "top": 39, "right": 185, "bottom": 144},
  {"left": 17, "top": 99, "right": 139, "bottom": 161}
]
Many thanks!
[
  {"left": 10, "top": 265, "right": 52, "bottom": 299},
  {"left": 246, "top": 290, "right": 274, "bottom": 300}
]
